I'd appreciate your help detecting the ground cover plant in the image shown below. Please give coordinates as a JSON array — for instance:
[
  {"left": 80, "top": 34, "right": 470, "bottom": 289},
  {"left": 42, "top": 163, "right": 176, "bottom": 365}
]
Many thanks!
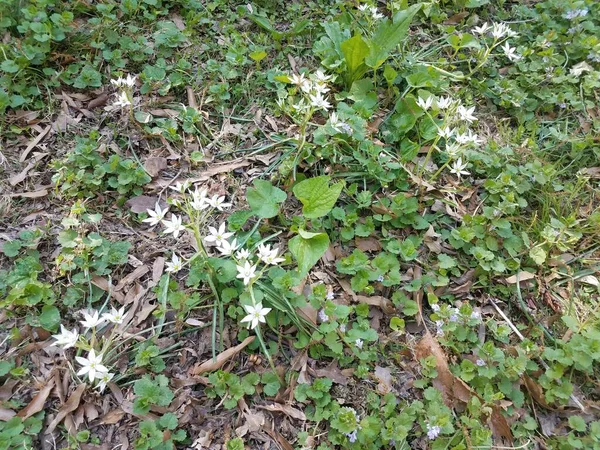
[{"left": 1, "top": 0, "right": 599, "bottom": 449}]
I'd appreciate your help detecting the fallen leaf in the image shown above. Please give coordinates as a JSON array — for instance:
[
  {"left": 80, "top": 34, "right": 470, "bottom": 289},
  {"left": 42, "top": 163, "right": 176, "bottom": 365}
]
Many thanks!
[
  {"left": 98, "top": 408, "right": 125, "bottom": 425},
  {"left": 423, "top": 225, "right": 442, "bottom": 253},
  {"left": 578, "top": 275, "right": 599, "bottom": 287},
  {"left": 373, "top": 366, "right": 393, "bottom": 394},
  {"left": 9, "top": 152, "right": 48, "bottom": 186},
  {"left": 523, "top": 375, "right": 553, "bottom": 409},
  {"left": 125, "top": 195, "right": 164, "bottom": 214},
  {"left": 46, "top": 383, "right": 86, "bottom": 434},
  {"left": 0, "top": 380, "right": 19, "bottom": 401},
  {"left": 0, "top": 407, "right": 16, "bottom": 421},
  {"left": 505, "top": 271, "right": 536, "bottom": 284},
  {"left": 256, "top": 403, "right": 306, "bottom": 421},
  {"left": 17, "top": 378, "right": 55, "bottom": 420},
  {"left": 355, "top": 237, "right": 382, "bottom": 252},
  {"left": 88, "top": 93, "right": 109, "bottom": 109},
  {"left": 312, "top": 360, "right": 349, "bottom": 386},
  {"left": 115, "top": 265, "right": 149, "bottom": 292},
  {"left": 152, "top": 257, "right": 165, "bottom": 284},
  {"left": 90, "top": 276, "right": 125, "bottom": 303},
  {"left": 144, "top": 157, "right": 167, "bottom": 177},
  {"left": 20, "top": 125, "right": 51, "bottom": 162},
  {"left": 9, "top": 189, "right": 49, "bottom": 198},
  {"left": 355, "top": 295, "right": 395, "bottom": 314},
  {"left": 191, "top": 336, "right": 255, "bottom": 375},
  {"left": 177, "top": 160, "right": 252, "bottom": 184}
]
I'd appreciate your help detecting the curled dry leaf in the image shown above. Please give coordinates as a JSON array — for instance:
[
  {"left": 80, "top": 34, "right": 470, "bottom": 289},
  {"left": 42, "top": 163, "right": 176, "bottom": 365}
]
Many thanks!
[
  {"left": 355, "top": 295, "right": 395, "bottom": 314},
  {"left": 256, "top": 403, "right": 306, "bottom": 421},
  {"left": 144, "top": 157, "right": 167, "bottom": 177},
  {"left": 190, "top": 336, "right": 255, "bottom": 375},
  {"left": 504, "top": 271, "right": 536, "bottom": 284},
  {"left": 374, "top": 366, "right": 393, "bottom": 394},
  {"left": 17, "top": 377, "right": 55, "bottom": 420},
  {"left": 0, "top": 407, "right": 16, "bottom": 421},
  {"left": 46, "top": 383, "right": 86, "bottom": 434}
]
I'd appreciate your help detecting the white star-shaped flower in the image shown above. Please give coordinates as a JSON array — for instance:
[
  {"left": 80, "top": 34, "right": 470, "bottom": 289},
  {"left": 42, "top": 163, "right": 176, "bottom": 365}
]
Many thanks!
[
  {"left": 113, "top": 91, "right": 131, "bottom": 108},
  {"left": 235, "top": 248, "right": 251, "bottom": 261},
  {"left": 205, "top": 223, "right": 234, "bottom": 247},
  {"left": 309, "top": 92, "right": 332, "bottom": 110},
  {"left": 143, "top": 203, "right": 169, "bottom": 226},
  {"left": 80, "top": 310, "right": 104, "bottom": 329},
  {"left": 416, "top": 96, "right": 434, "bottom": 110},
  {"left": 450, "top": 158, "right": 470, "bottom": 178},
  {"left": 165, "top": 253, "right": 184, "bottom": 273},
  {"left": 208, "top": 195, "right": 231, "bottom": 211},
  {"left": 96, "top": 371, "right": 114, "bottom": 392},
  {"left": 52, "top": 325, "right": 79, "bottom": 350},
  {"left": 436, "top": 96, "right": 453, "bottom": 109},
  {"left": 217, "top": 238, "right": 238, "bottom": 256},
  {"left": 438, "top": 126, "right": 455, "bottom": 139},
  {"left": 313, "top": 70, "right": 333, "bottom": 83},
  {"left": 169, "top": 181, "right": 191, "bottom": 193},
  {"left": 457, "top": 105, "right": 477, "bottom": 123},
  {"left": 162, "top": 214, "right": 185, "bottom": 238},
  {"left": 236, "top": 261, "right": 258, "bottom": 285},
  {"left": 472, "top": 22, "right": 491, "bottom": 35},
  {"left": 501, "top": 42, "right": 521, "bottom": 62},
  {"left": 191, "top": 188, "right": 210, "bottom": 211},
  {"left": 76, "top": 349, "right": 108, "bottom": 383},
  {"left": 101, "top": 306, "right": 126, "bottom": 324},
  {"left": 240, "top": 303, "right": 272, "bottom": 329}
]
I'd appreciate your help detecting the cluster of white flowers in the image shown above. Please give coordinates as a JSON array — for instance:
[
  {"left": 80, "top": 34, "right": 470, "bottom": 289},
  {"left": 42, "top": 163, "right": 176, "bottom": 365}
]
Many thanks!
[
  {"left": 433, "top": 304, "right": 482, "bottom": 336},
  {"left": 287, "top": 70, "right": 334, "bottom": 111},
  {"left": 416, "top": 93, "right": 483, "bottom": 179},
  {"left": 110, "top": 74, "right": 136, "bottom": 109},
  {"left": 357, "top": 4, "right": 385, "bottom": 20},
  {"left": 52, "top": 307, "right": 126, "bottom": 391},
  {"left": 472, "top": 22, "right": 521, "bottom": 62}
]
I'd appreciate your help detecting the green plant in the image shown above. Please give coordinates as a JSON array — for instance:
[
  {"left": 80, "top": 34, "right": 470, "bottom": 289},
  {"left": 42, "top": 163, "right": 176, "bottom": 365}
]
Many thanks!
[
  {"left": 134, "top": 413, "right": 186, "bottom": 450},
  {"left": 0, "top": 413, "right": 44, "bottom": 450},
  {"left": 51, "top": 132, "right": 151, "bottom": 200},
  {"left": 133, "top": 375, "right": 174, "bottom": 416}
]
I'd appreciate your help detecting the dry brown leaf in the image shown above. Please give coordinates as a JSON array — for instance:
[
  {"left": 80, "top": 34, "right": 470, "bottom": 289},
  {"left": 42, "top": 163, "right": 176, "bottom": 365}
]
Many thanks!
[
  {"left": 183, "top": 160, "right": 252, "bottom": 184},
  {"left": 190, "top": 336, "right": 255, "bottom": 375},
  {"left": 262, "top": 419, "right": 295, "bottom": 450},
  {"left": 152, "top": 257, "right": 165, "bottom": 284},
  {"left": 355, "top": 237, "right": 382, "bottom": 253},
  {"left": 9, "top": 152, "right": 48, "bottom": 186},
  {"left": 115, "top": 265, "right": 149, "bottom": 292},
  {"left": 9, "top": 189, "right": 49, "bottom": 198},
  {"left": 88, "top": 93, "right": 109, "bottom": 109},
  {"left": 144, "top": 157, "right": 167, "bottom": 177},
  {"left": 423, "top": 225, "right": 442, "bottom": 253},
  {"left": 17, "top": 377, "right": 55, "bottom": 420},
  {"left": 90, "top": 276, "right": 125, "bottom": 303},
  {"left": 355, "top": 295, "right": 395, "bottom": 314},
  {"left": 46, "top": 383, "right": 86, "bottom": 434},
  {"left": 20, "top": 125, "right": 51, "bottom": 162},
  {"left": 99, "top": 408, "right": 125, "bottom": 425},
  {"left": 374, "top": 366, "right": 393, "bottom": 394},
  {"left": 505, "top": 271, "right": 536, "bottom": 284},
  {"left": 0, "top": 407, "right": 16, "bottom": 421},
  {"left": 0, "top": 380, "right": 19, "bottom": 401},
  {"left": 413, "top": 265, "right": 424, "bottom": 324},
  {"left": 312, "top": 360, "right": 349, "bottom": 386},
  {"left": 523, "top": 375, "right": 553, "bottom": 409},
  {"left": 125, "top": 195, "right": 163, "bottom": 214},
  {"left": 256, "top": 403, "right": 306, "bottom": 421}
]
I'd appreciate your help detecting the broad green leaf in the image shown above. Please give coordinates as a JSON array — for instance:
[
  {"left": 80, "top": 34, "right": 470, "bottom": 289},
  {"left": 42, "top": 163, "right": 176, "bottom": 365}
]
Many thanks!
[
  {"left": 289, "top": 231, "right": 330, "bottom": 276},
  {"left": 2, "top": 240, "right": 22, "bottom": 257},
  {"left": 341, "top": 34, "right": 369, "bottom": 85},
  {"left": 246, "top": 179, "right": 287, "bottom": 219},
  {"left": 365, "top": 4, "right": 421, "bottom": 69},
  {"left": 1, "top": 59, "right": 19, "bottom": 73},
  {"left": 293, "top": 176, "right": 344, "bottom": 219},
  {"left": 39, "top": 305, "right": 60, "bottom": 332},
  {"left": 529, "top": 247, "right": 547, "bottom": 265}
]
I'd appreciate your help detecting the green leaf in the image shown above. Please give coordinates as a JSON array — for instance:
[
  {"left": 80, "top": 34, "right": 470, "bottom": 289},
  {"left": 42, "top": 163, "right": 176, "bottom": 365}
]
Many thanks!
[
  {"left": 249, "top": 50, "right": 267, "bottom": 62},
  {"left": 289, "top": 231, "right": 330, "bottom": 276},
  {"left": 2, "top": 240, "right": 22, "bottom": 257},
  {"left": 261, "top": 371, "right": 281, "bottom": 396},
  {"left": 340, "top": 34, "right": 369, "bottom": 85},
  {"left": 568, "top": 416, "right": 587, "bottom": 432},
  {"left": 1, "top": 59, "right": 19, "bottom": 73},
  {"left": 293, "top": 176, "right": 344, "bottom": 219},
  {"left": 246, "top": 179, "right": 287, "bottom": 219},
  {"left": 365, "top": 4, "right": 421, "bottom": 69},
  {"left": 529, "top": 247, "right": 547, "bottom": 265},
  {"left": 39, "top": 305, "right": 60, "bottom": 332},
  {"left": 438, "top": 254, "right": 457, "bottom": 269}
]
